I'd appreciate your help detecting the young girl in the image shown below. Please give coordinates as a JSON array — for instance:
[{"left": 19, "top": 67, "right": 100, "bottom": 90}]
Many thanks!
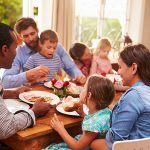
[
  {"left": 90, "top": 38, "right": 113, "bottom": 75},
  {"left": 44, "top": 75, "right": 115, "bottom": 150}
]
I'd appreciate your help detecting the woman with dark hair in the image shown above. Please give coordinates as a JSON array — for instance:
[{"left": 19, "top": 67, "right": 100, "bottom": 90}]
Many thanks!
[
  {"left": 90, "top": 44, "right": 150, "bottom": 150},
  {"left": 69, "top": 43, "right": 92, "bottom": 77}
]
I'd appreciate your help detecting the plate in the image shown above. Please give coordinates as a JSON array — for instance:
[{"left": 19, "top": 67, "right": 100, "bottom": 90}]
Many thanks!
[
  {"left": 56, "top": 103, "right": 89, "bottom": 116},
  {"left": 106, "top": 74, "right": 129, "bottom": 91},
  {"left": 19, "top": 91, "right": 60, "bottom": 105},
  {"left": 4, "top": 99, "right": 30, "bottom": 113},
  {"left": 44, "top": 81, "right": 83, "bottom": 95},
  {"left": 106, "top": 74, "right": 122, "bottom": 83},
  {"left": 44, "top": 81, "right": 54, "bottom": 89}
]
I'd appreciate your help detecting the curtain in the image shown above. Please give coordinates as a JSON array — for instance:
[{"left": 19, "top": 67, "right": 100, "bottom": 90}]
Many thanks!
[{"left": 51, "top": 0, "right": 75, "bottom": 51}]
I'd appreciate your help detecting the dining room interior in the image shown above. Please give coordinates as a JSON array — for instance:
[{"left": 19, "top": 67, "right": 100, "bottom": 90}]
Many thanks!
[{"left": 1, "top": 0, "right": 150, "bottom": 150}]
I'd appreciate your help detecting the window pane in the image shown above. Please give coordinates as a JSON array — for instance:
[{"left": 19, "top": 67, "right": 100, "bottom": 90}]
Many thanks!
[{"left": 75, "top": 0, "right": 100, "bottom": 46}]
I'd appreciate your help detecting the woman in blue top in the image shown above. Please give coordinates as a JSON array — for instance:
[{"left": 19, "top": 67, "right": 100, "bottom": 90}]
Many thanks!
[
  {"left": 43, "top": 75, "right": 115, "bottom": 150},
  {"left": 90, "top": 44, "right": 150, "bottom": 150}
]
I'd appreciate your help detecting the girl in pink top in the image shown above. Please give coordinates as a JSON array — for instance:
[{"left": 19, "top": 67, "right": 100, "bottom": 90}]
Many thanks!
[{"left": 90, "top": 38, "right": 113, "bottom": 76}]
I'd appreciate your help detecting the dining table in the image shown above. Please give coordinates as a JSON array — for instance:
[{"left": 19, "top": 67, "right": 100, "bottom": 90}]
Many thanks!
[{"left": 1, "top": 84, "right": 123, "bottom": 150}]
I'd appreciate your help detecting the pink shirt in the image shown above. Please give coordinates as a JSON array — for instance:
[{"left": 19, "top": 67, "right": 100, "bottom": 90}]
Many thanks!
[{"left": 90, "top": 55, "right": 112, "bottom": 75}]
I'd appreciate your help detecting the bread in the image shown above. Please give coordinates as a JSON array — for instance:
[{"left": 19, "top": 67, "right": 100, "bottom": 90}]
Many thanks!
[{"left": 62, "top": 96, "right": 81, "bottom": 112}]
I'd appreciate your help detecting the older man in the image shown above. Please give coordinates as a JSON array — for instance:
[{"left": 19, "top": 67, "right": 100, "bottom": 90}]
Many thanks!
[
  {"left": 0, "top": 23, "right": 51, "bottom": 139},
  {"left": 2, "top": 17, "right": 86, "bottom": 88}
]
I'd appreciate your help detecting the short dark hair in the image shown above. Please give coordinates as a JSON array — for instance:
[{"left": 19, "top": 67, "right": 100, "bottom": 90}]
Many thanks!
[
  {"left": 0, "top": 23, "right": 14, "bottom": 49},
  {"left": 40, "top": 30, "right": 58, "bottom": 44},
  {"left": 120, "top": 44, "right": 150, "bottom": 86},
  {"left": 14, "top": 17, "right": 38, "bottom": 34},
  {"left": 87, "top": 75, "right": 115, "bottom": 110},
  {"left": 69, "top": 42, "right": 87, "bottom": 60}
]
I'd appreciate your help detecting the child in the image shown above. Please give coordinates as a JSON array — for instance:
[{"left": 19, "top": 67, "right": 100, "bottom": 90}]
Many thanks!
[
  {"left": 44, "top": 75, "right": 115, "bottom": 150},
  {"left": 24, "top": 30, "right": 62, "bottom": 81},
  {"left": 90, "top": 38, "right": 113, "bottom": 75}
]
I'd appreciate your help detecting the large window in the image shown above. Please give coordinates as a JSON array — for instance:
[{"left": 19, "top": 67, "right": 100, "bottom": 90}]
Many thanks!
[{"left": 75, "top": 0, "right": 128, "bottom": 60}]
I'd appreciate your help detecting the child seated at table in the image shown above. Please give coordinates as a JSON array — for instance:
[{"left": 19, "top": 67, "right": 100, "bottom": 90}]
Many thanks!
[
  {"left": 24, "top": 29, "right": 62, "bottom": 82},
  {"left": 43, "top": 75, "right": 115, "bottom": 150},
  {"left": 90, "top": 37, "right": 113, "bottom": 76}
]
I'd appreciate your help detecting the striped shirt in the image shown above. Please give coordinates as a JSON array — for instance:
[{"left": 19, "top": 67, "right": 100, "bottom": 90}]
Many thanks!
[
  {"left": 0, "top": 80, "right": 35, "bottom": 139},
  {"left": 24, "top": 53, "right": 62, "bottom": 80}
]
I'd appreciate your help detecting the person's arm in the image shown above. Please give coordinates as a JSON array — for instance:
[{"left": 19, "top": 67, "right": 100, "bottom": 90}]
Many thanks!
[
  {"left": 0, "top": 99, "right": 35, "bottom": 139},
  {"left": 50, "top": 114, "right": 97, "bottom": 150},
  {"left": 2, "top": 46, "right": 28, "bottom": 88},
  {"left": 0, "top": 96, "right": 51, "bottom": 140},
  {"left": 56, "top": 43, "right": 83, "bottom": 78},
  {"left": 106, "top": 89, "right": 144, "bottom": 149}
]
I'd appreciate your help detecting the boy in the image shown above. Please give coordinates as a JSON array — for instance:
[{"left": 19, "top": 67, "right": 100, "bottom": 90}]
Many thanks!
[{"left": 25, "top": 30, "right": 62, "bottom": 81}]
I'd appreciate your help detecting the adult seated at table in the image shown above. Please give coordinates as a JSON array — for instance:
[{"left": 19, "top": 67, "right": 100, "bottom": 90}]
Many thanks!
[
  {"left": 0, "top": 23, "right": 51, "bottom": 139},
  {"left": 69, "top": 42, "right": 93, "bottom": 77},
  {"left": 90, "top": 44, "right": 150, "bottom": 150},
  {"left": 2, "top": 17, "right": 86, "bottom": 89}
]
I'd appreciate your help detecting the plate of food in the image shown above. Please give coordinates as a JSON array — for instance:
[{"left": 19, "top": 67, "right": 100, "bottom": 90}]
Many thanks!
[
  {"left": 106, "top": 74, "right": 129, "bottom": 91},
  {"left": 4, "top": 99, "right": 30, "bottom": 113},
  {"left": 56, "top": 96, "right": 88, "bottom": 116},
  {"left": 44, "top": 81, "right": 83, "bottom": 95},
  {"left": 19, "top": 91, "right": 60, "bottom": 105}
]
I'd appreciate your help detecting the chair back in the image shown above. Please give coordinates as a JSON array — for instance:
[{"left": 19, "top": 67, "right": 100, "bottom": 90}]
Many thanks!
[{"left": 112, "top": 138, "right": 150, "bottom": 150}]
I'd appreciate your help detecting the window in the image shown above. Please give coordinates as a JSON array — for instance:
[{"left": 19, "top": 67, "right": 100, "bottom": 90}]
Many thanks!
[{"left": 75, "top": 0, "right": 128, "bottom": 61}]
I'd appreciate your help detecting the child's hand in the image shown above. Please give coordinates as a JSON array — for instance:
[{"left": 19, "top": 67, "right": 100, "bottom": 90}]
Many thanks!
[
  {"left": 74, "top": 104, "right": 86, "bottom": 117},
  {"left": 50, "top": 113, "right": 64, "bottom": 132}
]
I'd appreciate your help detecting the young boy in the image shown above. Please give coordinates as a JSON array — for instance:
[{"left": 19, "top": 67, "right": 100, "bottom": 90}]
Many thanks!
[{"left": 25, "top": 30, "right": 62, "bottom": 82}]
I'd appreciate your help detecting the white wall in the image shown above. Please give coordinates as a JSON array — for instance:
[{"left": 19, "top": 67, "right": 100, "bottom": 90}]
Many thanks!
[
  {"left": 128, "top": 0, "right": 145, "bottom": 43},
  {"left": 38, "top": 0, "right": 53, "bottom": 34},
  {"left": 141, "top": 0, "right": 150, "bottom": 49}
]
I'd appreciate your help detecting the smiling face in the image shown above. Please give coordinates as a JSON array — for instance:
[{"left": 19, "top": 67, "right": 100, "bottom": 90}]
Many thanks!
[
  {"left": 80, "top": 47, "right": 92, "bottom": 62},
  {"left": 118, "top": 57, "right": 138, "bottom": 87},
  {"left": 20, "top": 26, "right": 39, "bottom": 50},
  {"left": 39, "top": 40, "right": 57, "bottom": 59}
]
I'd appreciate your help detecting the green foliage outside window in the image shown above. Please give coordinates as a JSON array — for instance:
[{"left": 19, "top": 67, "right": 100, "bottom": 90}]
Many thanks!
[
  {"left": 75, "top": 16, "right": 122, "bottom": 53},
  {"left": 0, "top": 0, "right": 22, "bottom": 28}
]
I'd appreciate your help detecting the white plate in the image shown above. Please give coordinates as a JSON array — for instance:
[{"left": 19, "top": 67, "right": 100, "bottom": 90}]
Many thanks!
[
  {"left": 106, "top": 74, "right": 122, "bottom": 83},
  {"left": 56, "top": 103, "right": 89, "bottom": 116},
  {"left": 4, "top": 99, "right": 30, "bottom": 113},
  {"left": 44, "top": 81, "right": 54, "bottom": 89},
  {"left": 44, "top": 81, "right": 83, "bottom": 95},
  {"left": 19, "top": 90, "right": 60, "bottom": 105}
]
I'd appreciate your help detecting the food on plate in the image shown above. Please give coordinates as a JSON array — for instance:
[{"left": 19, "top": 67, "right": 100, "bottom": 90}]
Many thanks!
[
  {"left": 67, "top": 84, "right": 79, "bottom": 94},
  {"left": 62, "top": 96, "right": 81, "bottom": 112},
  {"left": 24, "top": 95, "right": 52, "bottom": 103}
]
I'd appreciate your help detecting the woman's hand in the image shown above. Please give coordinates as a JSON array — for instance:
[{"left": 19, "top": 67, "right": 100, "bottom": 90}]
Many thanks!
[{"left": 50, "top": 113, "right": 64, "bottom": 132}]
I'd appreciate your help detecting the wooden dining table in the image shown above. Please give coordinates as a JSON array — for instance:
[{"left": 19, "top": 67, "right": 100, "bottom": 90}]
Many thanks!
[{"left": 1, "top": 84, "right": 123, "bottom": 150}]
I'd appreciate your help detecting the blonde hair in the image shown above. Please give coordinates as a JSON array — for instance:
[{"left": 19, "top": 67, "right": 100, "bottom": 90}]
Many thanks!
[{"left": 94, "top": 37, "right": 111, "bottom": 55}]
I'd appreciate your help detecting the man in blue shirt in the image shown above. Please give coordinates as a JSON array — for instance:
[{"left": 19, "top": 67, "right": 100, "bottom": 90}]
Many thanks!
[{"left": 2, "top": 17, "right": 85, "bottom": 88}]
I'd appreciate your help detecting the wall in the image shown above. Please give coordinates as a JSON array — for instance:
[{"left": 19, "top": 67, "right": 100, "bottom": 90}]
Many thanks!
[{"left": 141, "top": 0, "right": 150, "bottom": 49}]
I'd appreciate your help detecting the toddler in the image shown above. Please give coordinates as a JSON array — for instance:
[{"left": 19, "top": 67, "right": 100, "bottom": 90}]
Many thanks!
[{"left": 90, "top": 38, "right": 113, "bottom": 75}]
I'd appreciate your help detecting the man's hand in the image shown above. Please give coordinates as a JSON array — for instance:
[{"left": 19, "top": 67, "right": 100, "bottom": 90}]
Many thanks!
[
  {"left": 26, "top": 65, "right": 50, "bottom": 84},
  {"left": 73, "top": 75, "right": 86, "bottom": 85},
  {"left": 31, "top": 99, "right": 51, "bottom": 118}
]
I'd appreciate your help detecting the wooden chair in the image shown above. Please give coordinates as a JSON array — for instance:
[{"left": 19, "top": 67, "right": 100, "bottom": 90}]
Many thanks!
[{"left": 112, "top": 138, "right": 150, "bottom": 150}]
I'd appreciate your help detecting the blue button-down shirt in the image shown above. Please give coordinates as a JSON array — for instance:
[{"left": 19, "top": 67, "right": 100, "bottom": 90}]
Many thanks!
[
  {"left": 2, "top": 43, "right": 83, "bottom": 88},
  {"left": 106, "top": 80, "right": 150, "bottom": 150}
]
